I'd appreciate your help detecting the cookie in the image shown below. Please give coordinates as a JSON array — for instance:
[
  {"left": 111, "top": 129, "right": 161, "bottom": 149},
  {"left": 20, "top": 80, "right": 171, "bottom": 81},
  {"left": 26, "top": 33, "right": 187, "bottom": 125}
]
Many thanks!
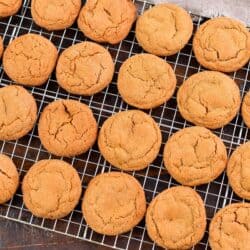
[
  {"left": 0, "top": 85, "right": 37, "bottom": 140},
  {"left": 77, "top": 0, "right": 137, "bottom": 44},
  {"left": 31, "top": 0, "right": 81, "bottom": 31},
  {"left": 164, "top": 126, "right": 227, "bottom": 186},
  {"left": 146, "top": 186, "right": 206, "bottom": 249},
  {"left": 38, "top": 99, "right": 98, "bottom": 157},
  {"left": 0, "top": 0, "right": 22, "bottom": 18},
  {"left": 227, "top": 142, "right": 250, "bottom": 200},
  {"left": 82, "top": 172, "right": 146, "bottom": 235},
  {"left": 22, "top": 159, "right": 82, "bottom": 219},
  {"left": 117, "top": 53, "right": 176, "bottom": 109},
  {"left": 0, "top": 154, "right": 19, "bottom": 204},
  {"left": 209, "top": 203, "right": 250, "bottom": 250},
  {"left": 135, "top": 3, "right": 193, "bottom": 56},
  {"left": 193, "top": 17, "right": 250, "bottom": 72},
  {"left": 241, "top": 91, "right": 250, "bottom": 128},
  {"left": 177, "top": 71, "right": 241, "bottom": 129},
  {"left": 56, "top": 41, "right": 114, "bottom": 96},
  {"left": 0, "top": 36, "right": 3, "bottom": 59},
  {"left": 98, "top": 110, "right": 162, "bottom": 171},
  {"left": 3, "top": 33, "right": 58, "bottom": 86}
]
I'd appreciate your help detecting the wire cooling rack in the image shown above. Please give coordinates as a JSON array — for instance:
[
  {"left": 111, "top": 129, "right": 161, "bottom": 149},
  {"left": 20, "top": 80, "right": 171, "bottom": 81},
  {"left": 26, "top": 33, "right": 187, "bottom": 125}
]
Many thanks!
[{"left": 0, "top": 0, "right": 249, "bottom": 249}]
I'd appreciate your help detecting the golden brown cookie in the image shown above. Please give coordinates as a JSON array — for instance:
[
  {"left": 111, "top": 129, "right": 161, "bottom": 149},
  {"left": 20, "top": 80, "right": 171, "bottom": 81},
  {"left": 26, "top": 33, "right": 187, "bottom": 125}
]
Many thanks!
[
  {"left": 22, "top": 159, "right": 82, "bottom": 219},
  {"left": 98, "top": 110, "right": 162, "bottom": 171},
  {"left": 146, "top": 186, "right": 206, "bottom": 249},
  {"left": 135, "top": 3, "right": 193, "bottom": 56},
  {"left": 227, "top": 142, "right": 250, "bottom": 200},
  {"left": 31, "top": 0, "right": 81, "bottom": 31},
  {"left": 117, "top": 53, "right": 176, "bottom": 109},
  {"left": 177, "top": 71, "right": 241, "bottom": 129},
  {"left": 77, "top": 0, "right": 137, "bottom": 44},
  {"left": 164, "top": 126, "right": 227, "bottom": 186},
  {"left": 0, "top": 0, "right": 22, "bottom": 17},
  {"left": 38, "top": 99, "right": 98, "bottom": 157},
  {"left": 82, "top": 172, "right": 146, "bottom": 235},
  {"left": 193, "top": 17, "right": 250, "bottom": 72},
  {"left": 241, "top": 91, "right": 250, "bottom": 128},
  {"left": 0, "top": 154, "right": 19, "bottom": 204},
  {"left": 0, "top": 36, "right": 3, "bottom": 59},
  {"left": 56, "top": 41, "right": 114, "bottom": 96},
  {"left": 3, "top": 33, "right": 58, "bottom": 86},
  {"left": 0, "top": 85, "right": 37, "bottom": 140},
  {"left": 209, "top": 203, "right": 250, "bottom": 250}
]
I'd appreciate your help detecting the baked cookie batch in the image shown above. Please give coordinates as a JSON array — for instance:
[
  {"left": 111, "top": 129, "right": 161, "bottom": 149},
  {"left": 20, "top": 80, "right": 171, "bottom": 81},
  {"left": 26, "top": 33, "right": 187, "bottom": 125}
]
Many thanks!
[{"left": 0, "top": 1, "right": 250, "bottom": 249}]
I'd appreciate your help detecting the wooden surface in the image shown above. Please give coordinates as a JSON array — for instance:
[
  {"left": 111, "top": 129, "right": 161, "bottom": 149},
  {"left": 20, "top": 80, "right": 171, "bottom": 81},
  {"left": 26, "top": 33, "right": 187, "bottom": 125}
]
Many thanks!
[{"left": 0, "top": 217, "right": 110, "bottom": 250}]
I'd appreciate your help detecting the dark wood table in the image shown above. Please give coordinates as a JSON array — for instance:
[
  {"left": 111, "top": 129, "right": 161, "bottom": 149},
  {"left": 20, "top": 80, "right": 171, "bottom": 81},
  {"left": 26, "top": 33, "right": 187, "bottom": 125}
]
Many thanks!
[{"left": 0, "top": 218, "right": 110, "bottom": 250}]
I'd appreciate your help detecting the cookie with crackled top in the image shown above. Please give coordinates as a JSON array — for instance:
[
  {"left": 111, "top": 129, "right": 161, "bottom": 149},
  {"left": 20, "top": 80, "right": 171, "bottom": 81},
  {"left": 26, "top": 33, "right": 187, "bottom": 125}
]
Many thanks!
[
  {"left": 3, "top": 33, "right": 58, "bottom": 86},
  {"left": 98, "top": 110, "right": 162, "bottom": 171},
  {"left": 0, "top": 0, "right": 22, "bottom": 17},
  {"left": 135, "top": 3, "right": 193, "bottom": 56},
  {"left": 22, "top": 159, "right": 82, "bottom": 219},
  {"left": 82, "top": 172, "right": 146, "bottom": 235},
  {"left": 241, "top": 91, "right": 250, "bottom": 128},
  {"left": 117, "top": 53, "right": 176, "bottom": 109},
  {"left": 38, "top": 99, "right": 98, "bottom": 157},
  {"left": 56, "top": 41, "right": 114, "bottom": 96},
  {"left": 193, "top": 17, "right": 250, "bottom": 72},
  {"left": 177, "top": 71, "right": 241, "bottom": 129},
  {"left": 77, "top": 0, "right": 137, "bottom": 44},
  {"left": 146, "top": 186, "right": 206, "bottom": 249},
  {"left": 209, "top": 203, "right": 250, "bottom": 250}
]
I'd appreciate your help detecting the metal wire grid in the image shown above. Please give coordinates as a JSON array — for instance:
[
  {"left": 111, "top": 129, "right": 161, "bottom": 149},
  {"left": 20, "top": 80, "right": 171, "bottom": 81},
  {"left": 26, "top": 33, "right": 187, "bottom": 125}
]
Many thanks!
[{"left": 0, "top": 0, "right": 249, "bottom": 249}]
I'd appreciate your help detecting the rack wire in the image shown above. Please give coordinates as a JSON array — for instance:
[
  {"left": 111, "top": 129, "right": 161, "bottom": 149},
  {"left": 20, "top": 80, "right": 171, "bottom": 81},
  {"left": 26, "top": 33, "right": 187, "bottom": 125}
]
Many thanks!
[{"left": 0, "top": 0, "right": 249, "bottom": 249}]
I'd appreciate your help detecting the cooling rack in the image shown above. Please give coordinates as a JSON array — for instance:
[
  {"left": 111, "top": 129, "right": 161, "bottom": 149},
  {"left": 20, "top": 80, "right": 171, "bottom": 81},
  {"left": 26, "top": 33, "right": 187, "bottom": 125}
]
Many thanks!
[{"left": 0, "top": 0, "right": 249, "bottom": 249}]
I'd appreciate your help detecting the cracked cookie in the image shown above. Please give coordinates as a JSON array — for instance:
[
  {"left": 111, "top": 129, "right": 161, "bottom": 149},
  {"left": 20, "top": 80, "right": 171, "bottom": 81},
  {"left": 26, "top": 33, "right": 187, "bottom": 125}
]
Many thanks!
[
  {"left": 193, "top": 17, "right": 250, "bottom": 72},
  {"left": 82, "top": 172, "right": 146, "bottom": 235},
  {"left": 177, "top": 71, "right": 241, "bottom": 129},
  {"left": 146, "top": 186, "right": 206, "bottom": 249},
  {"left": 0, "top": 0, "right": 22, "bottom": 17},
  {"left": 77, "top": 0, "right": 137, "bottom": 44},
  {"left": 3, "top": 33, "right": 58, "bottom": 86},
  {"left": 31, "top": 0, "right": 81, "bottom": 31},
  {"left": 98, "top": 110, "right": 162, "bottom": 171},
  {"left": 0, "top": 85, "right": 37, "bottom": 140},
  {"left": 38, "top": 99, "right": 98, "bottom": 157},
  {"left": 242, "top": 91, "right": 250, "bottom": 128},
  {"left": 209, "top": 203, "right": 250, "bottom": 250},
  {"left": 135, "top": 3, "right": 193, "bottom": 56},
  {"left": 117, "top": 53, "right": 176, "bottom": 109},
  {"left": 227, "top": 142, "right": 250, "bottom": 200},
  {"left": 22, "top": 159, "right": 82, "bottom": 219},
  {"left": 56, "top": 41, "right": 114, "bottom": 96},
  {"left": 0, "top": 154, "right": 19, "bottom": 204},
  {"left": 164, "top": 126, "right": 227, "bottom": 186}
]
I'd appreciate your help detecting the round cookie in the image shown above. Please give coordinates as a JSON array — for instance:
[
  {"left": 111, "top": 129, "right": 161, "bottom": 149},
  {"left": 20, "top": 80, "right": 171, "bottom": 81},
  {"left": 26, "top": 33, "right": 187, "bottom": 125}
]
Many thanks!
[
  {"left": 146, "top": 186, "right": 206, "bottom": 249},
  {"left": 0, "top": 85, "right": 37, "bottom": 140},
  {"left": 227, "top": 142, "right": 250, "bottom": 200},
  {"left": 193, "top": 17, "right": 250, "bottom": 72},
  {"left": 38, "top": 99, "right": 98, "bottom": 157},
  {"left": 3, "top": 33, "right": 58, "bottom": 86},
  {"left": 117, "top": 53, "right": 176, "bottom": 109},
  {"left": 82, "top": 172, "right": 146, "bottom": 235},
  {"left": 0, "top": 154, "right": 19, "bottom": 204},
  {"left": 31, "top": 0, "right": 81, "bottom": 31},
  {"left": 177, "top": 71, "right": 241, "bottom": 129},
  {"left": 98, "top": 110, "right": 162, "bottom": 171},
  {"left": 0, "top": 36, "right": 3, "bottom": 59},
  {"left": 22, "top": 159, "right": 82, "bottom": 219},
  {"left": 164, "top": 126, "right": 227, "bottom": 186},
  {"left": 0, "top": 0, "right": 22, "bottom": 18},
  {"left": 209, "top": 203, "right": 250, "bottom": 250},
  {"left": 56, "top": 41, "right": 114, "bottom": 96},
  {"left": 241, "top": 91, "right": 250, "bottom": 128},
  {"left": 135, "top": 3, "right": 193, "bottom": 56},
  {"left": 77, "top": 0, "right": 137, "bottom": 44}
]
